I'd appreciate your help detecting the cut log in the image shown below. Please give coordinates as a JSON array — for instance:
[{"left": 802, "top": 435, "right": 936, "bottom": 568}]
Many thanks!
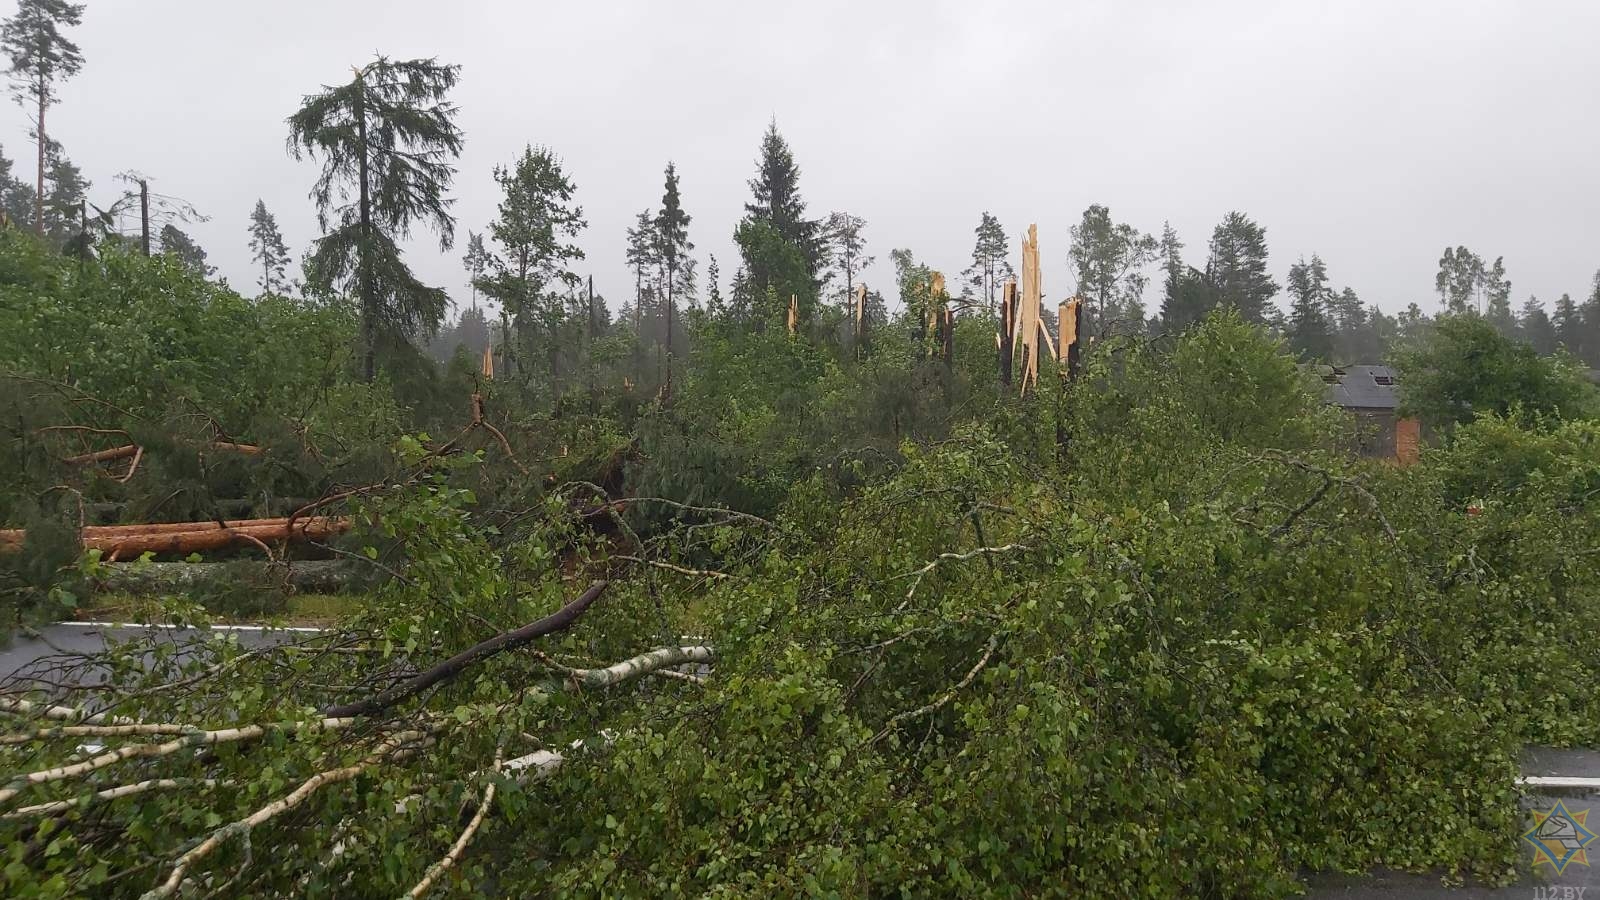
[
  {"left": 0, "top": 517, "right": 351, "bottom": 557},
  {"left": 93, "top": 518, "right": 350, "bottom": 558},
  {"left": 1, "top": 517, "right": 304, "bottom": 546},
  {"left": 93, "top": 559, "right": 358, "bottom": 595}
]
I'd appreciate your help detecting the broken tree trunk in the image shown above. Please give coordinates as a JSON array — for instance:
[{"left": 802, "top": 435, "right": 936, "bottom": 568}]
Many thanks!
[
  {"left": 999, "top": 280, "right": 1016, "bottom": 388},
  {"left": 65, "top": 441, "right": 262, "bottom": 467},
  {"left": 0, "top": 517, "right": 351, "bottom": 557},
  {"left": 1018, "top": 225, "right": 1042, "bottom": 395}
]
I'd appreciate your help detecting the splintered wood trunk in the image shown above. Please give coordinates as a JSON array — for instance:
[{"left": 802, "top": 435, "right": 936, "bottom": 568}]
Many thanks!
[
  {"left": 854, "top": 283, "right": 868, "bottom": 360},
  {"left": 934, "top": 305, "right": 947, "bottom": 366},
  {"left": 1019, "top": 226, "right": 1042, "bottom": 395},
  {"left": 999, "top": 281, "right": 1016, "bottom": 387}
]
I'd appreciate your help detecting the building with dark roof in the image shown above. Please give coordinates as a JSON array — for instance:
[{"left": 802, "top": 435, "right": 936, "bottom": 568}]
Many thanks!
[{"left": 1315, "top": 364, "right": 1419, "bottom": 465}]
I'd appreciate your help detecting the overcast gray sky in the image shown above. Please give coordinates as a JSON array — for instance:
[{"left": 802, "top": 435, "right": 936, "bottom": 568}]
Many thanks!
[{"left": 7, "top": 0, "right": 1597, "bottom": 319}]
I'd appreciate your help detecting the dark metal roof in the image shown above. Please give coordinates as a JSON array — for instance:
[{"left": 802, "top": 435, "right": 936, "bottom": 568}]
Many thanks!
[{"left": 1321, "top": 364, "right": 1400, "bottom": 410}]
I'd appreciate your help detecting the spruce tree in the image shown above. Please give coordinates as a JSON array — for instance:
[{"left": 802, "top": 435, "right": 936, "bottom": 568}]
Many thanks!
[
  {"left": 1285, "top": 254, "right": 1334, "bottom": 360},
  {"left": 37, "top": 137, "right": 83, "bottom": 247},
  {"left": 961, "top": 211, "right": 1013, "bottom": 316},
  {"left": 0, "top": 143, "right": 35, "bottom": 226},
  {"left": 1553, "top": 293, "right": 1581, "bottom": 355},
  {"left": 0, "top": 0, "right": 83, "bottom": 237},
  {"left": 287, "top": 55, "right": 463, "bottom": 381},
  {"left": 1518, "top": 296, "right": 1557, "bottom": 355},
  {"left": 1069, "top": 204, "right": 1158, "bottom": 334},
  {"left": 705, "top": 253, "right": 723, "bottom": 314},
  {"left": 742, "top": 121, "right": 819, "bottom": 277},
  {"left": 1205, "top": 212, "right": 1277, "bottom": 323},
  {"left": 654, "top": 161, "right": 692, "bottom": 392},
  {"left": 1581, "top": 272, "right": 1600, "bottom": 366},
  {"left": 159, "top": 223, "right": 212, "bottom": 276},
  {"left": 247, "top": 199, "right": 291, "bottom": 294}
]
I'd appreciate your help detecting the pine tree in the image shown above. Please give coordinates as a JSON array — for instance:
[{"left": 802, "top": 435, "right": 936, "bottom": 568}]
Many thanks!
[
  {"left": 821, "top": 211, "right": 872, "bottom": 310},
  {"left": 1435, "top": 246, "right": 1485, "bottom": 315},
  {"left": 742, "top": 121, "right": 819, "bottom": 277},
  {"left": 1285, "top": 254, "right": 1333, "bottom": 360},
  {"left": 1206, "top": 212, "right": 1277, "bottom": 323},
  {"left": 1518, "top": 296, "right": 1557, "bottom": 355},
  {"left": 961, "top": 211, "right": 1013, "bottom": 316},
  {"left": 1069, "top": 204, "right": 1158, "bottom": 334},
  {"left": 37, "top": 137, "right": 83, "bottom": 247},
  {"left": 1580, "top": 271, "right": 1600, "bottom": 366},
  {"left": 159, "top": 224, "right": 212, "bottom": 276},
  {"left": 654, "top": 161, "right": 692, "bottom": 393},
  {"left": 247, "top": 199, "right": 291, "bottom": 294},
  {"left": 705, "top": 253, "right": 723, "bottom": 314},
  {"left": 1, "top": 0, "right": 83, "bottom": 237},
  {"left": 478, "top": 145, "right": 586, "bottom": 390},
  {"left": 288, "top": 55, "right": 463, "bottom": 381},
  {"left": 0, "top": 143, "right": 36, "bottom": 226}
]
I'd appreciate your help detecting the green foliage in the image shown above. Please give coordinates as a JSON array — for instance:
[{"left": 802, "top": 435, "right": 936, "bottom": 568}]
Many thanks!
[{"left": 1392, "top": 314, "right": 1598, "bottom": 430}]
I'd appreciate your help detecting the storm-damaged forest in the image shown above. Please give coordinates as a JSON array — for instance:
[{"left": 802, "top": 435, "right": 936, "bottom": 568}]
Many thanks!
[{"left": 3, "top": 2, "right": 1600, "bottom": 898}]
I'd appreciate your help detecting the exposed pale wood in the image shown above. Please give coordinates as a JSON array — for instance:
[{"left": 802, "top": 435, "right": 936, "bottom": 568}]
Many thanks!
[
  {"left": 1019, "top": 225, "right": 1041, "bottom": 394},
  {"left": 787, "top": 294, "right": 798, "bottom": 336},
  {"left": 64, "top": 444, "right": 140, "bottom": 465}
]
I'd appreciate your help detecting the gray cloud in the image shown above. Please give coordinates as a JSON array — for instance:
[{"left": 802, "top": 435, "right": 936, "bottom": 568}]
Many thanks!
[{"left": 9, "top": 0, "right": 1597, "bottom": 318}]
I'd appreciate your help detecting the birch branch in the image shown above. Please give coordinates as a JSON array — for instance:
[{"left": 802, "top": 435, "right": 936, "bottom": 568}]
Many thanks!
[
  {"left": 538, "top": 646, "right": 713, "bottom": 692},
  {"left": 0, "top": 717, "right": 358, "bottom": 806},
  {"left": 1, "top": 778, "right": 219, "bottom": 820},
  {"left": 870, "top": 634, "right": 1000, "bottom": 746},
  {"left": 402, "top": 749, "right": 503, "bottom": 899},
  {"left": 140, "top": 729, "right": 425, "bottom": 900}
]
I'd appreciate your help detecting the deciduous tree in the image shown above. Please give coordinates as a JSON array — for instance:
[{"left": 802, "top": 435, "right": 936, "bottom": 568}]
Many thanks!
[
  {"left": 478, "top": 145, "right": 586, "bottom": 390},
  {"left": 1069, "top": 204, "right": 1158, "bottom": 334}
]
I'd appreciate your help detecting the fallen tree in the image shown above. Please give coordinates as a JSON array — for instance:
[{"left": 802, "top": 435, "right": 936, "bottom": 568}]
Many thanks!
[{"left": 0, "top": 516, "right": 351, "bottom": 558}]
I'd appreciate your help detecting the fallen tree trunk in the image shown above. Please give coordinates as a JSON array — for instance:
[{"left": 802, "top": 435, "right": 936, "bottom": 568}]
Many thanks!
[
  {"left": 92, "top": 560, "right": 359, "bottom": 595},
  {"left": 64, "top": 441, "right": 263, "bottom": 467},
  {"left": 0, "top": 517, "right": 351, "bottom": 555},
  {"left": 91, "top": 518, "right": 351, "bottom": 558},
  {"left": 323, "top": 580, "right": 610, "bottom": 719}
]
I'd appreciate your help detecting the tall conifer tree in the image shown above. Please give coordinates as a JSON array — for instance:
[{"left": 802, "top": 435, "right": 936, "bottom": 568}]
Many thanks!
[
  {"left": 288, "top": 55, "right": 463, "bottom": 381},
  {"left": 1, "top": 0, "right": 83, "bottom": 237}
]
